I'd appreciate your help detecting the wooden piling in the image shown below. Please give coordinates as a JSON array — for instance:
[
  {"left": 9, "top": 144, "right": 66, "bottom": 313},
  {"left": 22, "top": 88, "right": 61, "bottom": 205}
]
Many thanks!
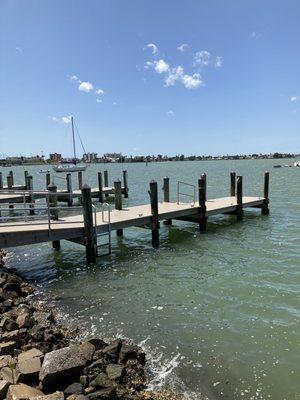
[
  {"left": 26, "top": 175, "right": 35, "bottom": 216},
  {"left": 46, "top": 173, "right": 51, "bottom": 189},
  {"left": 7, "top": 175, "right": 13, "bottom": 190},
  {"left": 78, "top": 171, "right": 83, "bottom": 190},
  {"left": 123, "top": 170, "right": 129, "bottom": 198},
  {"left": 236, "top": 175, "right": 243, "bottom": 221},
  {"left": 82, "top": 184, "right": 96, "bottom": 263},
  {"left": 230, "top": 172, "right": 236, "bottom": 197},
  {"left": 66, "top": 173, "right": 73, "bottom": 207},
  {"left": 262, "top": 171, "right": 270, "bottom": 215},
  {"left": 114, "top": 180, "right": 123, "bottom": 236},
  {"left": 163, "top": 177, "right": 172, "bottom": 225},
  {"left": 48, "top": 184, "right": 60, "bottom": 249},
  {"left": 98, "top": 172, "right": 103, "bottom": 203},
  {"left": 198, "top": 174, "right": 207, "bottom": 232},
  {"left": 149, "top": 181, "right": 159, "bottom": 248},
  {"left": 9, "top": 171, "right": 14, "bottom": 186},
  {"left": 0, "top": 172, "right": 3, "bottom": 190},
  {"left": 104, "top": 170, "right": 109, "bottom": 198},
  {"left": 24, "top": 171, "right": 28, "bottom": 189}
]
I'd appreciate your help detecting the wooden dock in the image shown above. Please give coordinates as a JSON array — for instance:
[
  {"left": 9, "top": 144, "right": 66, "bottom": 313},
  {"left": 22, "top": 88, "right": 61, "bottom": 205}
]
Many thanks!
[{"left": 0, "top": 172, "right": 270, "bottom": 263}]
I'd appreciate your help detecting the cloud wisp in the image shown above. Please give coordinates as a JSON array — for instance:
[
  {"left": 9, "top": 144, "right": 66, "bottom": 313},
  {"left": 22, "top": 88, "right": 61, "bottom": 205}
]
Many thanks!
[
  {"left": 69, "top": 75, "right": 105, "bottom": 102},
  {"left": 177, "top": 44, "right": 188, "bottom": 52},
  {"left": 49, "top": 115, "right": 72, "bottom": 124},
  {"left": 290, "top": 96, "right": 298, "bottom": 102},
  {"left": 146, "top": 43, "right": 158, "bottom": 55},
  {"left": 215, "top": 56, "right": 223, "bottom": 68}
]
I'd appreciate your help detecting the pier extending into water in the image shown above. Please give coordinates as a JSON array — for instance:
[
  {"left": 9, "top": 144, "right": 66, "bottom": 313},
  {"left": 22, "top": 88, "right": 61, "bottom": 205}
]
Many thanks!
[{"left": 0, "top": 172, "right": 270, "bottom": 262}]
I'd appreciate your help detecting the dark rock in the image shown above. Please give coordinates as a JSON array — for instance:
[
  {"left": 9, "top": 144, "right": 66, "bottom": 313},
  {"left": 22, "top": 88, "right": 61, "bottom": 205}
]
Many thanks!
[
  {"left": 86, "top": 387, "right": 116, "bottom": 400},
  {"left": 2, "top": 330, "right": 19, "bottom": 342},
  {"left": 64, "top": 383, "right": 84, "bottom": 396},
  {"left": 102, "top": 340, "right": 122, "bottom": 363},
  {"left": 66, "top": 396, "right": 88, "bottom": 400},
  {"left": 79, "top": 342, "right": 95, "bottom": 362},
  {"left": 0, "top": 341, "right": 18, "bottom": 356},
  {"left": 79, "top": 375, "right": 88, "bottom": 386},
  {"left": 119, "top": 344, "right": 145, "bottom": 365},
  {"left": 0, "top": 380, "right": 10, "bottom": 400},
  {"left": 106, "top": 364, "right": 124, "bottom": 382},
  {"left": 86, "top": 359, "right": 105, "bottom": 372},
  {"left": 88, "top": 339, "right": 107, "bottom": 351},
  {"left": 0, "top": 318, "right": 18, "bottom": 332}
]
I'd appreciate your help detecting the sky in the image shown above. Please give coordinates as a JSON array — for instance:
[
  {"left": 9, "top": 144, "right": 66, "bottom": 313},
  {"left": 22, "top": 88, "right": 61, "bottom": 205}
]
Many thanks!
[{"left": 0, "top": 0, "right": 299, "bottom": 157}]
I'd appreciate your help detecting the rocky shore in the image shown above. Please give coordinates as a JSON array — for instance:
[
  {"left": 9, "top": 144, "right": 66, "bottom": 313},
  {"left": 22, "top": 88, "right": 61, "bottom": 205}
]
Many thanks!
[{"left": 0, "top": 251, "right": 185, "bottom": 400}]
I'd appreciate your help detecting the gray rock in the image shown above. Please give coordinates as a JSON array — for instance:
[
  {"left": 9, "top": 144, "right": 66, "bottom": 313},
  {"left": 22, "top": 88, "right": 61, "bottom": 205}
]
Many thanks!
[
  {"left": 17, "top": 354, "right": 41, "bottom": 385},
  {"left": 0, "top": 341, "right": 17, "bottom": 355},
  {"left": 66, "top": 396, "right": 88, "bottom": 400},
  {"left": 0, "top": 354, "right": 15, "bottom": 369},
  {"left": 118, "top": 344, "right": 145, "bottom": 365},
  {"left": 102, "top": 340, "right": 121, "bottom": 362},
  {"left": 0, "top": 380, "right": 10, "bottom": 400},
  {"left": 106, "top": 364, "right": 124, "bottom": 382},
  {"left": 0, "top": 365, "right": 19, "bottom": 383},
  {"left": 79, "top": 342, "right": 95, "bottom": 362},
  {"left": 6, "top": 383, "right": 43, "bottom": 400},
  {"left": 18, "top": 348, "right": 43, "bottom": 363},
  {"left": 87, "top": 339, "right": 106, "bottom": 351},
  {"left": 90, "top": 372, "right": 113, "bottom": 388},
  {"left": 16, "top": 313, "right": 32, "bottom": 329},
  {"left": 30, "top": 392, "right": 64, "bottom": 400},
  {"left": 39, "top": 345, "right": 90, "bottom": 391},
  {"left": 64, "top": 383, "right": 83, "bottom": 396},
  {"left": 86, "top": 387, "right": 116, "bottom": 400},
  {"left": 2, "top": 330, "right": 19, "bottom": 342}
]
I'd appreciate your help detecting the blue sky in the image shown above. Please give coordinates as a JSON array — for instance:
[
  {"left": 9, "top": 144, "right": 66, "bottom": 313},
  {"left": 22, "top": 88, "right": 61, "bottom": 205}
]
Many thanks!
[{"left": 0, "top": 0, "right": 299, "bottom": 157}]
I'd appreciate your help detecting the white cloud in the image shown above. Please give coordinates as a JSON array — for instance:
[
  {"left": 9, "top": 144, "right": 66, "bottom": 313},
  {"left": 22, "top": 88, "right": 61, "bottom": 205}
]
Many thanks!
[
  {"left": 144, "top": 61, "right": 154, "bottom": 69},
  {"left": 215, "top": 56, "right": 223, "bottom": 68},
  {"left": 181, "top": 73, "right": 202, "bottom": 89},
  {"left": 166, "top": 110, "right": 175, "bottom": 116},
  {"left": 95, "top": 88, "right": 104, "bottom": 95},
  {"left": 62, "top": 116, "right": 72, "bottom": 124},
  {"left": 96, "top": 98, "right": 102, "bottom": 103},
  {"left": 194, "top": 50, "right": 211, "bottom": 67},
  {"left": 290, "top": 96, "right": 298, "bottom": 102},
  {"left": 49, "top": 116, "right": 59, "bottom": 122},
  {"left": 177, "top": 44, "right": 188, "bottom": 52},
  {"left": 146, "top": 43, "right": 158, "bottom": 54},
  {"left": 154, "top": 59, "right": 169, "bottom": 74},
  {"left": 165, "top": 66, "right": 184, "bottom": 86},
  {"left": 78, "top": 81, "right": 94, "bottom": 92},
  {"left": 70, "top": 75, "right": 80, "bottom": 81}
]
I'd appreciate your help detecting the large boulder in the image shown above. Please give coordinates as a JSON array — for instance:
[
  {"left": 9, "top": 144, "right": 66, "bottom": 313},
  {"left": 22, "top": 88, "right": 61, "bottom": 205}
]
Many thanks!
[
  {"left": 0, "top": 380, "right": 10, "bottom": 400},
  {"left": 30, "top": 392, "right": 65, "bottom": 400},
  {"left": 39, "top": 345, "right": 90, "bottom": 392},
  {"left": 6, "top": 383, "right": 43, "bottom": 400},
  {"left": 17, "top": 349, "right": 43, "bottom": 385}
]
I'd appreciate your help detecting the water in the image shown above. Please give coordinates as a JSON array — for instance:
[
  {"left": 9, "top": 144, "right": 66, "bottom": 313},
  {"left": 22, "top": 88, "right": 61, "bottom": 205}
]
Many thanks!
[{"left": 3, "top": 159, "right": 300, "bottom": 400}]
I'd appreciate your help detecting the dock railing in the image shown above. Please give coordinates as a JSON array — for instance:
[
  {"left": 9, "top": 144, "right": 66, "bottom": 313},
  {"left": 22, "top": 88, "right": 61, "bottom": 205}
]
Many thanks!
[{"left": 177, "top": 181, "right": 196, "bottom": 205}]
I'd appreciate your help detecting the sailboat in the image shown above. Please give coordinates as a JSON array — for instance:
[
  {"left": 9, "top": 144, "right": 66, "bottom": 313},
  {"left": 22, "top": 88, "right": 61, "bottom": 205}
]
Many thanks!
[{"left": 53, "top": 116, "right": 88, "bottom": 173}]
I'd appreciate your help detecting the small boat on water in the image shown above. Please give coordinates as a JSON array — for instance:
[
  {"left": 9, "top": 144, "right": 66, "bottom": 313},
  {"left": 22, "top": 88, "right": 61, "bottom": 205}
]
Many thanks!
[
  {"left": 53, "top": 116, "right": 88, "bottom": 173},
  {"left": 39, "top": 169, "right": 51, "bottom": 173},
  {"left": 294, "top": 161, "right": 300, "bottom": 167},
  {"left": 273, "top": 165, "right": 282, "bottom": 168}
]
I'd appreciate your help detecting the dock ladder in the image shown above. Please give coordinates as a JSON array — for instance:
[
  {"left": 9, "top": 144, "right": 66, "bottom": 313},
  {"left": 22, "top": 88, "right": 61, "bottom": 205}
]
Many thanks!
[{"left": 92, "top": 203, "right": 112, "bottom": 257}]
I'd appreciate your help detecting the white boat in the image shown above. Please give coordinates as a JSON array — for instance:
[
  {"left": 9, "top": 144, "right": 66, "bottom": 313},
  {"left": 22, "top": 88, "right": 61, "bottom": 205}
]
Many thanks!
[
  {"left": 294, "top": 161, "right": 300, "bottom": 167},
  {"left": 53, "top": 116, "right": 88, "bottom": 173}
]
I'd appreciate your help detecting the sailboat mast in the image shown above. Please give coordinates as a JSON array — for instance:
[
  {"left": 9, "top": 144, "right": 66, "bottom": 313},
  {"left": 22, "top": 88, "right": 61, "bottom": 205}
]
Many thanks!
[{"left": 71, "top": 116, "right": 77, "bottom": 164}]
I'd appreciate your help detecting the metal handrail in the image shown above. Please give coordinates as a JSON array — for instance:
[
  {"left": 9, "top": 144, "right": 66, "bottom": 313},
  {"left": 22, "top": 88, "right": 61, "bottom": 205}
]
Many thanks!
[{"left": 177, "top": 181, "right": 196, "bottom": 205}]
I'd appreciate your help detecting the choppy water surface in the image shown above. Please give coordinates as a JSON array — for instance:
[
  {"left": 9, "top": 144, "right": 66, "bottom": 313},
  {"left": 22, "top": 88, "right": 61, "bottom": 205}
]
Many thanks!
[{"left": 4, "top": 159, "right": 300, "bottom": 400}]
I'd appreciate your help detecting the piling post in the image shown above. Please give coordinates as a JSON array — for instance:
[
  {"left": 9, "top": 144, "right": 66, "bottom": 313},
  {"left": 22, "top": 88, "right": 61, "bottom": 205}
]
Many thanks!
[
  {"left": 82, "top": 184, "right": 96, "bottom": 263},
  {"left": 114, "top": 180, "right": 123, "bottom": 236},
  {"left": 24, "top": 171, "right": 28, "bottom": 189},
  {"left": 123, "top": 170, "right": 129, "bottom": 198},
  {"left": 262, "top": 172, "right": 270, "bottom": 215},
  {"left": 7, "top": 175, "right": 13, "bottom": 190},
  {"left": 98, "top": 172, "right": 103, "bottom": 203},
  {"left": 48, "top": 184, "right": 60, "bottom": 249},
  {"left": 149, "top": 181, "right": 159, "bottom": 248},
  {"left": 0, "top": 172, "right": 3, "bottom": 190},
  {"left": 46, "top": 173, "right": 51, "bottom": 189},
  {"left": 198, "top": 174, "right": 207, "bottom": 232},
  {"left": 236, "top": 175, "right": 243, "bottom": 221},
  {"left": 104, "top": 170, "right": 109, "bottom": 198},
  {"left": 78, "top": 171, "right": 83, "bottom": 190},
  {"left": 9, "top": 171, "right": 14, "bottom": 186},
  {"left": 27, "top": 175, "right": 35, "bottom": 216},
  {"left": 66, "top": 173, "right": 73, "bottom": 207},
  {"left": 163, "top": 177, "right": 172, "bottom": 225},
  {"left": 230, "top": 172, "right": 236, "bottom": 197}
]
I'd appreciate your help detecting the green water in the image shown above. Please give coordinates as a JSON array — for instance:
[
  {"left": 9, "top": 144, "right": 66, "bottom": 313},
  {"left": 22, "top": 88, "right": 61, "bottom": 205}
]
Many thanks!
[{"left": 3, "top": 159, "right": 300, "bottom": 400}]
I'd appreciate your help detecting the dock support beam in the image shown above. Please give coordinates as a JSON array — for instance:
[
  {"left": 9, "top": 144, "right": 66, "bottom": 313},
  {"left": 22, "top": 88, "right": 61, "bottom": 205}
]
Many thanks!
[
  {"left": 7, "top": 175, "right": 13, "bottom": 190},
  {"left": 149, "top": 181, "right": 159, "bottom": 248},
  {"left": 98, "top": 172, "right": 103, "bottom": 203},
  {"left": 236, "top": 175, "right": 243, "bottom": 221},
  {"left": 163, "top": 177, "right": 172, "bottom": 225},
  {"left": 114, "top": 180, "right": 123, "bottom": 236},
  {"left": 198, "top": 174, "right": 207, "bottom": 232},
  {"left": 48, "top": 184, "right": 60, "bottom": 249},
  {"left": 27, "top": 175, "right": 35, "bottom": 215},
  {"left": 104, "top": 170, "right": 109, "bottom": 198},
  {"left": 123, "top": 170, "right": 129, "bottom": 198},
  {"left": 66, "top": 173, "right": 73, "bottom": 207},
  {"left": 0, "top": 172, "right": 3, "bottom": 190},
  {"left": 230, "top": 172, "right": 236, "bottom": 197},
  {"left": 262, "top": 171, "right": 270, "bottom": 215},
  {"left": 9, "top": 171, "right": 14, "bottom": 186},
  {"left": 46, "top": 173, "right": 51, "bottom": 189},
  {"left": 82, "top": 185, "right": 96, "bottom": 263},
  {"left": 78, "top": 171, "right": 83, "bottom": 190},
  {"left": 24, "top": 171, "right": 28, "bottom": 189}
]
